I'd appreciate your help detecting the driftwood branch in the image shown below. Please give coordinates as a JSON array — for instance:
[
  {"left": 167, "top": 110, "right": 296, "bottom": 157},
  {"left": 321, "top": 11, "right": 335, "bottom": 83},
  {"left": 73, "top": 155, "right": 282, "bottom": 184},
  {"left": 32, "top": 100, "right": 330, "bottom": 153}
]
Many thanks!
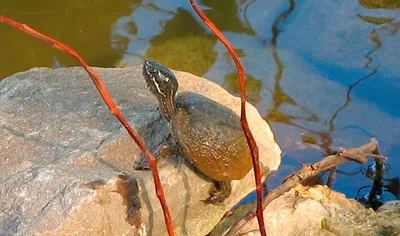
[
  {"left": 227, "top": 138, "right": 387, "bottom": 235},
  {"left": 188, "top": 1, "right": 266, "bottom": 235},
  {"left": 0, "top": 16, "right": 175, "bottom": 236}
]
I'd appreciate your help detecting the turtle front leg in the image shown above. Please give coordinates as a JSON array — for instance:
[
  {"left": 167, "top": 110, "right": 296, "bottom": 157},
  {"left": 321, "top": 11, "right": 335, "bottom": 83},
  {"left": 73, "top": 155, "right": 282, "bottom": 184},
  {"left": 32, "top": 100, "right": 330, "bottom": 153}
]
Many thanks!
[
  {"left": 134, "top": 140, "right": 178, "bottom": 170},
  {"left": 203, "top": 181, "right": 232, "bottom": 204}
]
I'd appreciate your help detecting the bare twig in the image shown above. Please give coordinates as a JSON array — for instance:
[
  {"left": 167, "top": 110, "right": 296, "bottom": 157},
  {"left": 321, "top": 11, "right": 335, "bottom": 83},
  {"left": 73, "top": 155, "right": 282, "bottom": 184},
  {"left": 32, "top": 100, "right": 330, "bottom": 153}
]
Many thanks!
[
  {"left": 0, "top": 16, "right": 175, "bottom": 235},
  {"left": 227, "top": 138, "right": 383, "bottom": 235},
  {"left": 188, "top": 1, "right": 266, "bottom": 235}
]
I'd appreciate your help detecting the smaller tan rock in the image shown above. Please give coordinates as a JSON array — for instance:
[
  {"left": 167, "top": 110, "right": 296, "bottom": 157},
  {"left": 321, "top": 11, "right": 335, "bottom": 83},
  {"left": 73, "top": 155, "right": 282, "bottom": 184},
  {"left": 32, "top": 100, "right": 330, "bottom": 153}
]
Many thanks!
[{"left": 239, "top": 185, "right": 400, "bottom": 236}]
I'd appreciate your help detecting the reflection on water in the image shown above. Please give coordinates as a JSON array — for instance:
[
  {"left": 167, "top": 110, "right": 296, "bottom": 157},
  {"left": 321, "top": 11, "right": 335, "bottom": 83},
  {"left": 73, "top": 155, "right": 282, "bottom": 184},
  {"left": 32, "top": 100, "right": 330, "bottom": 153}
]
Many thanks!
[
  {"left": 266, "top": 0, "right": 340, "bottom": 155},
  {"left": 1, "top": 0, "right": 399, "bottom": 203},
  {"left": 146, "top": 8, "right": 218, "bottom": 76},
  {"left": 201, "top": 0, "right": 255, "bottom": 34},
  {"left": 357, "top": 164, "right": 399, "bottom": 209},
  {"left": 359, "top": 0, "right": 400, "bottom": 9},
  {"left": 224, "top": 73, "right": 262, "bottom": 104},
  {"left": 0, "top": 1, "right": 135, "bottom": 80},
  {"left": 265, "top": 0, "right": 399, "bottom": 202}
]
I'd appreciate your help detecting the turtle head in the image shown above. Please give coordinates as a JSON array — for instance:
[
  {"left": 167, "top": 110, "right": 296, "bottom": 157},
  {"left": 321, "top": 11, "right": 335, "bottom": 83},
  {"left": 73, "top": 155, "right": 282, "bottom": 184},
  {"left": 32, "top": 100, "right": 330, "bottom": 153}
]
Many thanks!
[{"left": 143, "top": 60, "right": 178, "bottom": 121}]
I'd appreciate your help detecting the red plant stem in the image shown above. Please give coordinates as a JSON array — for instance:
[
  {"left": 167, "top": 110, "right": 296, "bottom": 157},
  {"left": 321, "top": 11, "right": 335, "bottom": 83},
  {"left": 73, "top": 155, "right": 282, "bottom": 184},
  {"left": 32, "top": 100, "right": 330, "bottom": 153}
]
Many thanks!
[
  {"left": 188, "top": 1, "right": 266, "bottom": 235},
  {"left": 0, "top": 16, "right": 175, "bottom": 236}
]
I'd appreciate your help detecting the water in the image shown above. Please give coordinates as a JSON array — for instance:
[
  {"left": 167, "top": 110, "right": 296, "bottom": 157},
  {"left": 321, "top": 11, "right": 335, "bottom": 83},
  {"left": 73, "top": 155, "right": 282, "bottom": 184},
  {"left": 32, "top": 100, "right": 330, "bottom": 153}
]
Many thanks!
[{"left": 1, "top": 0, "right": 399, "bottom": 204}]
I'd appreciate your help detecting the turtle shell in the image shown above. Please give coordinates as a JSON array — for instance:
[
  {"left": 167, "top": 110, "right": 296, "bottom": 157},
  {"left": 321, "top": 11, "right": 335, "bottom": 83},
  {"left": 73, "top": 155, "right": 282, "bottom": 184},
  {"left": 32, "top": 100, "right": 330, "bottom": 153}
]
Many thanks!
[{"left": 170, "top": 91, "right": 252, "bottom": 182}]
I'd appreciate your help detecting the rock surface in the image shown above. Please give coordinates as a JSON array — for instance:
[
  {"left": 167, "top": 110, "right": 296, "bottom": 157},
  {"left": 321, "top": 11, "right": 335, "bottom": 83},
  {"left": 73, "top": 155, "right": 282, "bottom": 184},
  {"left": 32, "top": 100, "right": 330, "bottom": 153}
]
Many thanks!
[
  {"left": 233, "top": 185, "right": 400, "bottom": 236},
  {"left": 0, "top": 66, "right": 281, "bottom": 236}
]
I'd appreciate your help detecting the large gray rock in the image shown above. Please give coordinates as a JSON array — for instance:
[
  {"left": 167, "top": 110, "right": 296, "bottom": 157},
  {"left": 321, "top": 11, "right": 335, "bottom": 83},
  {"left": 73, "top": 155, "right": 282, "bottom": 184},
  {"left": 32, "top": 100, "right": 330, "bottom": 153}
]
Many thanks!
[{"left": 0, "top": 67, "right": 281, "bottom": 235}]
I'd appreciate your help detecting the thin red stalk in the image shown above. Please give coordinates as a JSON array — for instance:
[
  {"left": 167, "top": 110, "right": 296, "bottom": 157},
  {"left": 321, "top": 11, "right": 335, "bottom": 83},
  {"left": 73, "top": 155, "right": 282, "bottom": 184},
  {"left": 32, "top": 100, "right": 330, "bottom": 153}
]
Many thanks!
[
  {"left": 188, "top": 1, "right": 266, "bottom": 235},
  {"left": 0, "top": 16, "right": 174, "bottom": 236}
]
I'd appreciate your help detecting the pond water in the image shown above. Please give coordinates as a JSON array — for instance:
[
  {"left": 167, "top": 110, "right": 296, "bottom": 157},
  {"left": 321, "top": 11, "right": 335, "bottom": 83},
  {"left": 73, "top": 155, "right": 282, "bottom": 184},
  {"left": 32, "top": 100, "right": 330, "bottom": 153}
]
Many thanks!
[{"left": 1, "top": 1, "right": 399, "bottom": 205}]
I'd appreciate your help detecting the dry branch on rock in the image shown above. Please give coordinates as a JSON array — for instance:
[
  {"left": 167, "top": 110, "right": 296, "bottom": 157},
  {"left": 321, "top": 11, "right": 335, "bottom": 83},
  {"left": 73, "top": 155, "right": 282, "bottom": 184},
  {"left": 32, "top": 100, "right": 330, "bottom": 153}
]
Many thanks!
[{"left": 226, "top": 138, "right": 388, "bottom": 235}]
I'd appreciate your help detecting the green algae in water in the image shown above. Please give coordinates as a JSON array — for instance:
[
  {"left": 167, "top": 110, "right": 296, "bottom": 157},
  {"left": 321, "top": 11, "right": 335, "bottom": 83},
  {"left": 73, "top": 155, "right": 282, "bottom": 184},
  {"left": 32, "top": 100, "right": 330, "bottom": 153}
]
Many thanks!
[
  {"left": 357, "top": 14, "right": 395, "bottom": 25},
  {"left": 359, "top": 0, "right": 400, "bottom": 9},
  {"left": 146, "top": 34, "right": 217, "bottom": 77},
  {"left": 224, "top": 72, "right": 263, "bottom": 104},
  {"left": 145, "top": 8, "right": 217, "bottom": 76}
]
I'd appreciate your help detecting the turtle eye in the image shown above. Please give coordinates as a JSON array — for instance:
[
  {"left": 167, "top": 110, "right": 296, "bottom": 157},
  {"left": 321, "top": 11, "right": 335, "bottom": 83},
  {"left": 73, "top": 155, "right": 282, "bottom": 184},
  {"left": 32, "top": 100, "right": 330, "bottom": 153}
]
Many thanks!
[
  {"left": 157, "top": 71, "right": 171, "bottom": 83},
  {"left": 152, "top": 70, "right": 170, "bottom": 83},
  {"left": 149, "top": 69, "right": 158, "bottom": 77}
]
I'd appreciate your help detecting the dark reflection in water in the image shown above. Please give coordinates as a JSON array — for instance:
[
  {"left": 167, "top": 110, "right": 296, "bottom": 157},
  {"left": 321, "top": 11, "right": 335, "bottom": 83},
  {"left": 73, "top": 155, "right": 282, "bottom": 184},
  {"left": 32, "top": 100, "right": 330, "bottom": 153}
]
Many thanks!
[
  {"left": 357, "top": 163, "right": 399, "bottom": 209},
  {"left": 1, "top": 0, "right": 399, "bottom": 205},
  {"left": 267, "top": 0, "right": 377, "bottom": 155},
  {"left": 259, "top": 0, "right": 399, "bottom": 204}
]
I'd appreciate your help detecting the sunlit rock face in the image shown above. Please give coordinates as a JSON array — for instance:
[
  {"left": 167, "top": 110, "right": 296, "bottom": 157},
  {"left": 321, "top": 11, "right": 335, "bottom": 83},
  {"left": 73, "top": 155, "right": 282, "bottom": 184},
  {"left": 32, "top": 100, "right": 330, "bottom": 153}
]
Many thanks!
[
  {"left": 237, "top": 185, "right": 400, "bottom": 236},
  {"left": 0, "top": 66, "right": 281, "bottom": 235}
]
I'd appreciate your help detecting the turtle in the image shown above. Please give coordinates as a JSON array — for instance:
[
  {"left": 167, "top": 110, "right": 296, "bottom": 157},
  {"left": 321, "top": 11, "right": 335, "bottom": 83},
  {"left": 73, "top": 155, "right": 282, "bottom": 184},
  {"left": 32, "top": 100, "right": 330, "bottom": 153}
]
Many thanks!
[{"left": 136, "top": 60, "right": 253, "bottom": 204}]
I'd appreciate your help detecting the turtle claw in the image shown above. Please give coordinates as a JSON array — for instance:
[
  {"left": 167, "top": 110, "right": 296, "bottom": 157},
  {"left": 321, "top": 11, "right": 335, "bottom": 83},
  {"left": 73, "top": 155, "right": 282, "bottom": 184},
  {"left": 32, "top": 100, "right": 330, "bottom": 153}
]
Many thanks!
[
  {"left": 134, "top": 160, "right": 151, "bottom": 171},
  {"left": 134, "top": 151, "right": 155, "bottom": 171},
  {"left": 202, "top": 193, "right": 224, "bottom": 205},
  {"left": 134, "top": 141, "right": 179, "bottom": 171},
  {"left": 202, "top": 181, "right": 232, "bottom": 205}
]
